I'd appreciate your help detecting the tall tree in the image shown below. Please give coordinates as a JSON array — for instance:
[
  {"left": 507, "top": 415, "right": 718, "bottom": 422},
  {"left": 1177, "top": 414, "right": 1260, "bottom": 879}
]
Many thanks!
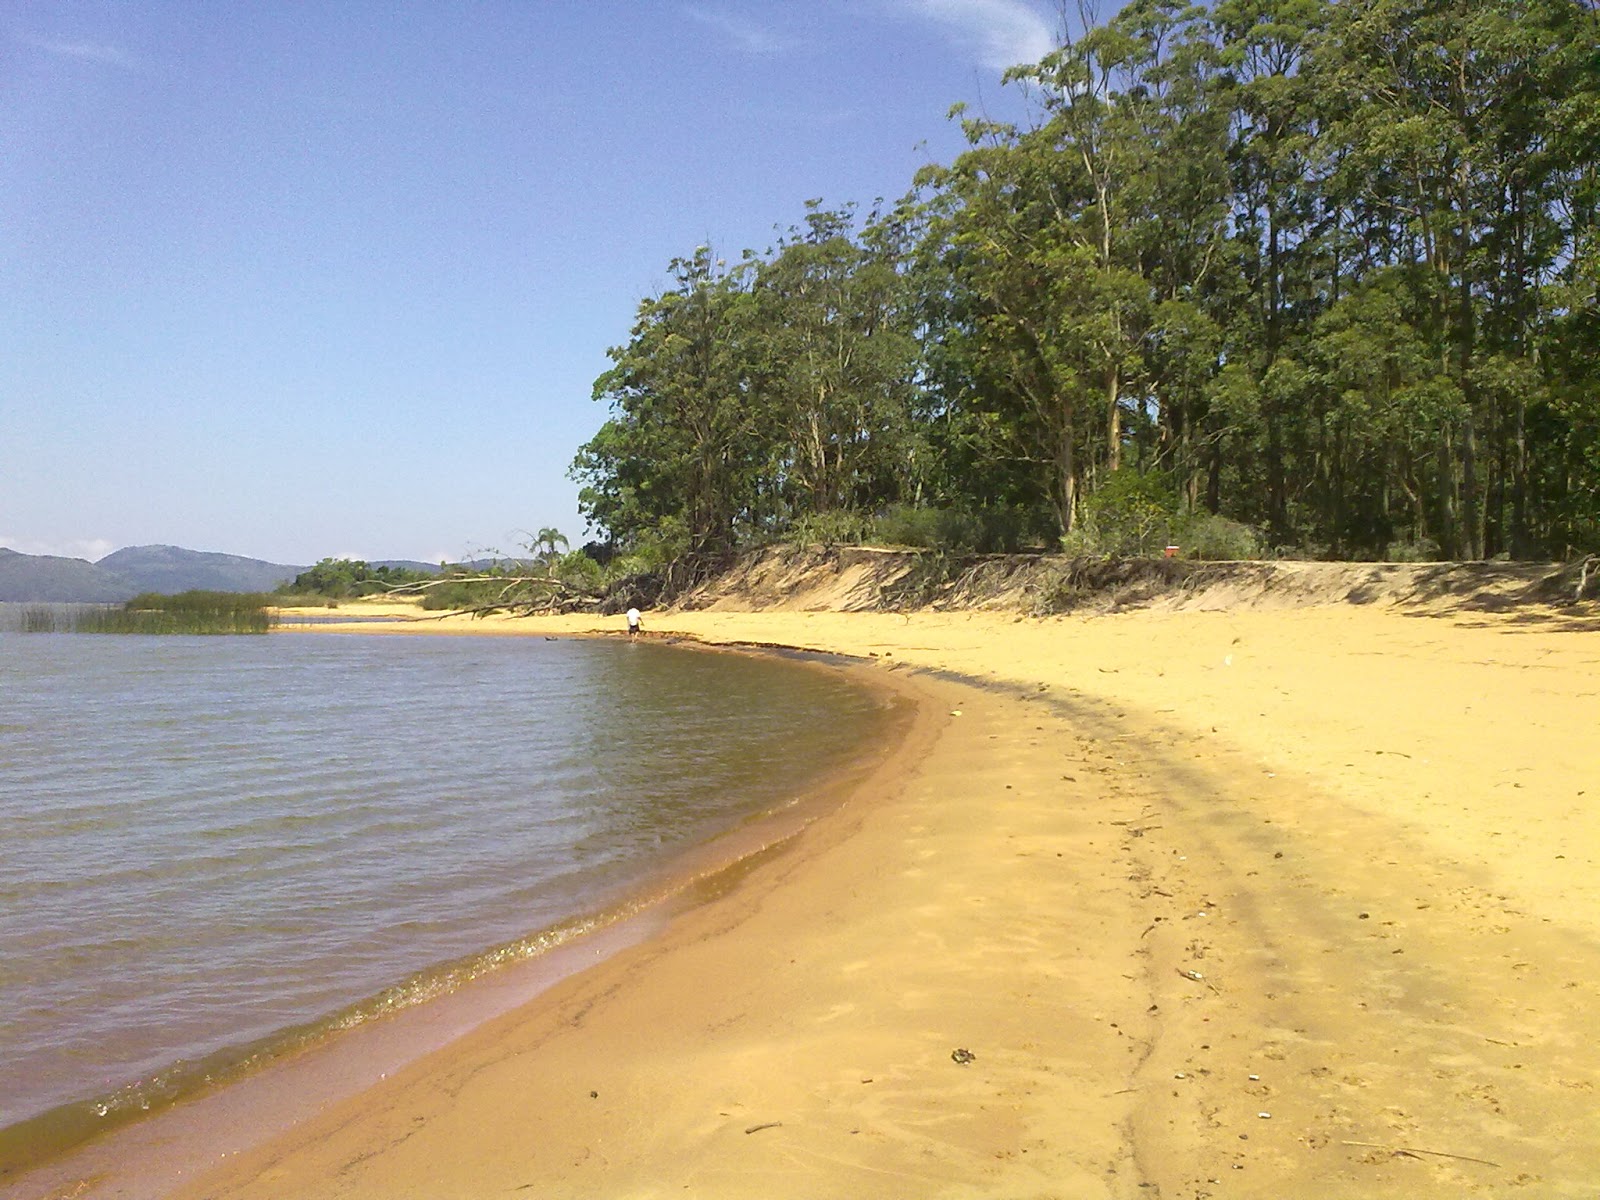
[
  {"left": 752, "top": 201, "right": 923, "bottom": 522},
  {"left": 574, "top": 247, "right": 762, "bottom": 558}
]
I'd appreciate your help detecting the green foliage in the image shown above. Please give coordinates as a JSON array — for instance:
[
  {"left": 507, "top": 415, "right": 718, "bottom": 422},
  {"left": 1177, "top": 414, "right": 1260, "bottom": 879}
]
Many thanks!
[
  {"left": 24, "top": 592, "right": 280, "bottom": 634},
  {"left": 1063, "top": 471, "right": 1182, "bottom": 558},
  {"left": 283, "top": 558, "right": 433, "bottom": 599},
  {"left": 869, "top": 504, "right": 1051, "bottom": 554},
  {"left": 1173, "top": 513, "right": 1262, "bottom": 561},
  {"left": 571, "top": 0, "right": 1600, "bottom": 568},
  {"left": 418, "top": 581, "right": 502, "bottom": 611},
  {"left": 1382, "top": 536, "right": 1442, "bottom": 564},
  {"left": 573, "top": 205, "right": 926, "bottom": 559},
  {"left": 871, "top": 506, "right": 982, "bottom": 552},
  {"left": 553, "top": 549, "right": 604, "bottom": 589},
  {"left": 783, "top": 510, "right": 872, "bottom": 547},
  {"left": 271, "top": 593, "right": 340, "bottom": 609},
  {"left": 413, "top": 539, "right": 610, "bottom": 613}
]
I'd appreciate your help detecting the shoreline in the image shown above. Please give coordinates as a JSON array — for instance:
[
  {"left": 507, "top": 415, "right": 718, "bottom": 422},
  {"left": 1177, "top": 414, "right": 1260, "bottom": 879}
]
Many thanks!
[
  {"left": 0, "top": 628, "right": 925, "bottom": 1200},
  {"left": 13, "top": 599, "right": 1600, "bottom": 1197}
]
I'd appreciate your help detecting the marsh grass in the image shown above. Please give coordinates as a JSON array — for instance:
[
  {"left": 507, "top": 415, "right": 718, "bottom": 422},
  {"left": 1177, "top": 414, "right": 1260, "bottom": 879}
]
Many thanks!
[
  {"left": 23, "top": 593, "right": 279, "bottom": 634},
  {"left": 19, "top": 606, "right": 65, "bottom": 633}
]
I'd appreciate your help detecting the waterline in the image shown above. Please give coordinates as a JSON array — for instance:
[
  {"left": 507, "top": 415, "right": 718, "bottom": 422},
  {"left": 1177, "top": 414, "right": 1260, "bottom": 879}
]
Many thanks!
[{"left": 0, "top": 631, "right": 890, "bottom": 1178}]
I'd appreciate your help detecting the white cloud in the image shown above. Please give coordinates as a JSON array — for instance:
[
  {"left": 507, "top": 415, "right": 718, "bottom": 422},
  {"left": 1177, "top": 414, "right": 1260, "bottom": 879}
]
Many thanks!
[
  {"left": 681, "top": 7, "right": 799, "bottom": 55},
  {"left": 901, "top": 0, "right": 1056, "bottom": 70},
  {"left": 22, "top": 35, "right": 139, "bottom": 69},
  {"left": 0, "top": 535, "right": 117, "bottom": 562}
]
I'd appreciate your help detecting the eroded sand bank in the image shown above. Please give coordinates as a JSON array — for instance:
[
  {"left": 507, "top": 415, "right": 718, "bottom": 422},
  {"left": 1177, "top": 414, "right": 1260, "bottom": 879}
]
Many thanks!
[{"left": 40, "top": 599, "right": 1600, "bottom": 1198}]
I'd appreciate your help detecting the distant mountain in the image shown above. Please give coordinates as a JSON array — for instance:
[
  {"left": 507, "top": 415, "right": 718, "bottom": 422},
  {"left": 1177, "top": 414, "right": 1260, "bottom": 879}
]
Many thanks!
[
  {"left": 96, "top": 546, "right": 306, "bottom": 595},
  {"left": 0, "top": 545, "right": 312, "bottom": 602},
  {"left": 0, "top": 545, "right": 463, "bottom": 603},
  {"left": 0, "top": 548, "right": 137, "bottom": 602}
]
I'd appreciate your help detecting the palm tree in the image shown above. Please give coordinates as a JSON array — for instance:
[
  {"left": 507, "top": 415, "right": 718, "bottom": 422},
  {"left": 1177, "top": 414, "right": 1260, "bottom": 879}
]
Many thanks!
[{"left": 531, "top": 527, "right": 569, "bottom": 571}]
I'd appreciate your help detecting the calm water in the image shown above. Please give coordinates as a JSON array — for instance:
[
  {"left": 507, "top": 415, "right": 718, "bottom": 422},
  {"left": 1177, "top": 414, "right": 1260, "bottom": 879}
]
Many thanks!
[{"left": 0, "top": 631, "right": 886, "bottom": 1166}]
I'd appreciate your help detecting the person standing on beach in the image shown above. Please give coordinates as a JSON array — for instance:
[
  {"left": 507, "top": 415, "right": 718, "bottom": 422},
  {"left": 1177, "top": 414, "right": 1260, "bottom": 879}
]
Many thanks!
[{"left": 626, "top": 607, "right": 641, "bottom": 638}]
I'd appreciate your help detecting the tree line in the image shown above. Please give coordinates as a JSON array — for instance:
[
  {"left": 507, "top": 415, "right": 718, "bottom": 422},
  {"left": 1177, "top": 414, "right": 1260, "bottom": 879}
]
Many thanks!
[{"left": 575, "top": 0, "right": 1599, "bottom": 565}]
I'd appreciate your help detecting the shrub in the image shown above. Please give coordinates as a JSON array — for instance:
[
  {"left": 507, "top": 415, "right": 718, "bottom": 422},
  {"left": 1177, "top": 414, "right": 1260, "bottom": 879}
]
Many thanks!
[
  {"left": 1383, "top": 536, "right": 1442, "bottom": 563},
  {"left": 869, "top": 505, "right": 1049, "bottom": 553},
  {"left": 872, "top": 505, "right": 981, "bottom": 552},
  {"left": 784, "top": 510, "right": 871, "bottom": 547},
  {"left": 1174, "top": 513, "right": 1262, "bottom": 561},
  {"left": 1065, "top": 470, "right": 1181, "bottom": 557},
  {"left": 420, "top": 580, "right": 508, "bottom": 610},
  {"left": 553, "top": 550, "right": 605, "bottom": 589}
]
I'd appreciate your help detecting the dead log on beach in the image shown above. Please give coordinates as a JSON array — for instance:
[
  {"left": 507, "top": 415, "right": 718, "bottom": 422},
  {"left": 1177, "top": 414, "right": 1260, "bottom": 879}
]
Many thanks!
[{"left": 384, "top": 574, "right": 603, "bottom": 618}]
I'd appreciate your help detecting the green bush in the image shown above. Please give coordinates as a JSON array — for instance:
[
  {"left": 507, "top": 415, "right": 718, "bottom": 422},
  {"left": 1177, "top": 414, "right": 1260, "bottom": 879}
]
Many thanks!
[
  {"left": 553, "top": 550, "right": 605, "bottom": 589},
  {"left": 272, "top": 592, "right": 340, "bottom": 609},
  {"left": 869, "top": 505, "right": 1048, "bottom": 553},
  {"left": 281, "top": 558, "right": 434, "bottom": 598},
  {"left": 871, "top": 505, "right": 980, "bottom": 551},
  {"left": 1174, "top": 513, "right": 1262, "bottom": 561},
  {"left": 420, "top": 580, "right": 507, "bottom": 610},
  {"left": 784, "top": 510, "right": 871, "bottom": 547},
  {"left": 1064, "top": 470, "right": 1181, "bottom": 557},
  {"left": 1383, "top": 536, "right": 1442, "bottom": 562}
]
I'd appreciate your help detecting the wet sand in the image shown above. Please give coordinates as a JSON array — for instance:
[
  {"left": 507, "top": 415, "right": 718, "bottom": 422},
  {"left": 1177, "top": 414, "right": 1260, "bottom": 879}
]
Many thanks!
[{"left": 27, "top": 598, "right": 1600, "bottom": 1198}]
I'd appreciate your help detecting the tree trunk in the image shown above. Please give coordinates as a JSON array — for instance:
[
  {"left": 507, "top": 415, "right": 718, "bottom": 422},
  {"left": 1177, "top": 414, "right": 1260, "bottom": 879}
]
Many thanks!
[
  {"left": 1105, "top": 363, "right": 1122, "bottom": 473},
  {"left": 1056, "top": 408, "right": 1078, "bottom": 537}
]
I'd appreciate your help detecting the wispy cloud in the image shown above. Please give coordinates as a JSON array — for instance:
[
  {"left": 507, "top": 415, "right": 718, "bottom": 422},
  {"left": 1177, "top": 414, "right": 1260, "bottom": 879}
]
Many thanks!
[
  {"left": 22, "top": 35, "right": 139, "bottom": 69},
  {"left": 0, "top": 535, "right": 117, "bottom": 561},
  {"left": 681, "top": 7, "right": 799, "bottom": 55},
  {"left": 901, "top": 0, "right": 1056, "bottom": 70}
]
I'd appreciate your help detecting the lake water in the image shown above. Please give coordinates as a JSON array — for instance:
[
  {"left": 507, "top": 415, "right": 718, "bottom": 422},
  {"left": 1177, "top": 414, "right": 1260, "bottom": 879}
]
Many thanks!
[{"left": 0, "top": 630, "right": 888, "bottom": 1174}]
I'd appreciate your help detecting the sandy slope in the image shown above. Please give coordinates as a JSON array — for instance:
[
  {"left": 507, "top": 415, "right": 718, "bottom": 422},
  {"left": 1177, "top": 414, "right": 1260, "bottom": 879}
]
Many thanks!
[{"left": 72, "top": 597, "right": 1600, "bottom": 1197}]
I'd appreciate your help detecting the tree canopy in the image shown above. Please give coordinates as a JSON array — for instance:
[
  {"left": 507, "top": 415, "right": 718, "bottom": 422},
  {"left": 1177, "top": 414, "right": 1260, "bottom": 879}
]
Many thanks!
[{"left": 575, "top": 0, "right": 1600, "bottom": 563}]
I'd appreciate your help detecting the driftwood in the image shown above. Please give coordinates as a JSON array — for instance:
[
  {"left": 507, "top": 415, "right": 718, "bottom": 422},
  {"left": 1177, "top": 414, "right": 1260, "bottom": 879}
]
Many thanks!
[
  {"left": 385, "top": 574, "right": 602, "bottom": 617},
  {"left": 1577, "top": 554, "right": 1597, "bottom": 603},
  {"left": 1341, "top": 1140, "right": 1501, "bottom": 1168}
]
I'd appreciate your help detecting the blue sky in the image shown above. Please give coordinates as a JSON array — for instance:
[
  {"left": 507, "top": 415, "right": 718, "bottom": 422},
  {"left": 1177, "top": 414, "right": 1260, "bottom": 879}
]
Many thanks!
[{"left": 2, "top": 1, "right": 1056, "bottom": 566}]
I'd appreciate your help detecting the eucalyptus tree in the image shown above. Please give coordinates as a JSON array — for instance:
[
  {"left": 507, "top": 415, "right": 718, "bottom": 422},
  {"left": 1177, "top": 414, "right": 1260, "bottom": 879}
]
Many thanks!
[
  {"left": 573, "top": 247, "right": 765, "bottom": 558},
  {"left": 1208, "top": 0, "right": 1331, "bottom": 541},
  {"left": 1102, "top": 0, "right": 1236, "bottom": 500},
  {"left": 1313, "top": 0, "right": 1600, "bottom": 556},
  {"left": 918, "top": 118, "right": 1103, "bottom": 537},
  {"left": 570, "top": 0, "right": 1600, "bottom": 567},
  {"left": 750, "top": 200, "right": 925, "bottom": 524}
]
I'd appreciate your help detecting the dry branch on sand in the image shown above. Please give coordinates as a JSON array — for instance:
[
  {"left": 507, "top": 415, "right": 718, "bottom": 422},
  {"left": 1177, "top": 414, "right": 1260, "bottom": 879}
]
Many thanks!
[{"left": 383, "top": 574, "right": 603, "bottom": 618}]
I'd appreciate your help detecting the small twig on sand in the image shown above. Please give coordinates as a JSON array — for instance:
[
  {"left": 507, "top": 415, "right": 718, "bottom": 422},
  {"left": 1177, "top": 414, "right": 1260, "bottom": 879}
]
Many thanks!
[
  {"left": 1342, "top": 1140, "right": 1501, "bottom": 1168},
  {"left": 745, "top": 1122, "right": 783, "bottom": 1135},
  {"left": 1176, "top": 968, "right": 1221, "bottom": 995}
]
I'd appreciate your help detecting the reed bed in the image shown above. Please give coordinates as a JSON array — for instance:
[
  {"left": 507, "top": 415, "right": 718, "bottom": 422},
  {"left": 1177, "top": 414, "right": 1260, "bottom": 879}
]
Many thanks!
[{"left": 20, "top": 593, "right": 279, "bottom": 634}]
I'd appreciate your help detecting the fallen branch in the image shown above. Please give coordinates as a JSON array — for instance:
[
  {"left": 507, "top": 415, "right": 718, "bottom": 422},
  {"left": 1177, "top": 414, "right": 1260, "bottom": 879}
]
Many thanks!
[
  {"left": 1341, "top": 1140, "right": 1501, "bottom": 1168},
  {"left": 385, "top": 573, "right": 604, "bottom": 617}
]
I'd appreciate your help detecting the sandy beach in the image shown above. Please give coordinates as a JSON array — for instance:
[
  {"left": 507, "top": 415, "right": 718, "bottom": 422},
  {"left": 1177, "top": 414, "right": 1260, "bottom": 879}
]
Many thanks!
[{"left": 23, "top": 591, "right": 1599, "bottom": 1199}]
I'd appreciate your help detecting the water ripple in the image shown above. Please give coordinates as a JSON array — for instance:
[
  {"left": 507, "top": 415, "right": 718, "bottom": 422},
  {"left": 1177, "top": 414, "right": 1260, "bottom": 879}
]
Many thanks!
[{"left": 0, "top": 632, "right": 884, "bottom": 1145}]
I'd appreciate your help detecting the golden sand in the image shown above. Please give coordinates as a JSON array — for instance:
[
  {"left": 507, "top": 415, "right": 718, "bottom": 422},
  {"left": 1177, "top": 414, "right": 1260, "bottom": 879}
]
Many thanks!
[{"left": 47, "top": 598, "right": 1600, "bottom": 1197}]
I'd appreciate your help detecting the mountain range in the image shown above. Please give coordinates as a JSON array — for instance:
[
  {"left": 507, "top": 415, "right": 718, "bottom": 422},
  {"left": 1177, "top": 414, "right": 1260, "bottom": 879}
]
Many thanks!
[{"left": 0, "top": 545, "right": 438, "bottom": 603}]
